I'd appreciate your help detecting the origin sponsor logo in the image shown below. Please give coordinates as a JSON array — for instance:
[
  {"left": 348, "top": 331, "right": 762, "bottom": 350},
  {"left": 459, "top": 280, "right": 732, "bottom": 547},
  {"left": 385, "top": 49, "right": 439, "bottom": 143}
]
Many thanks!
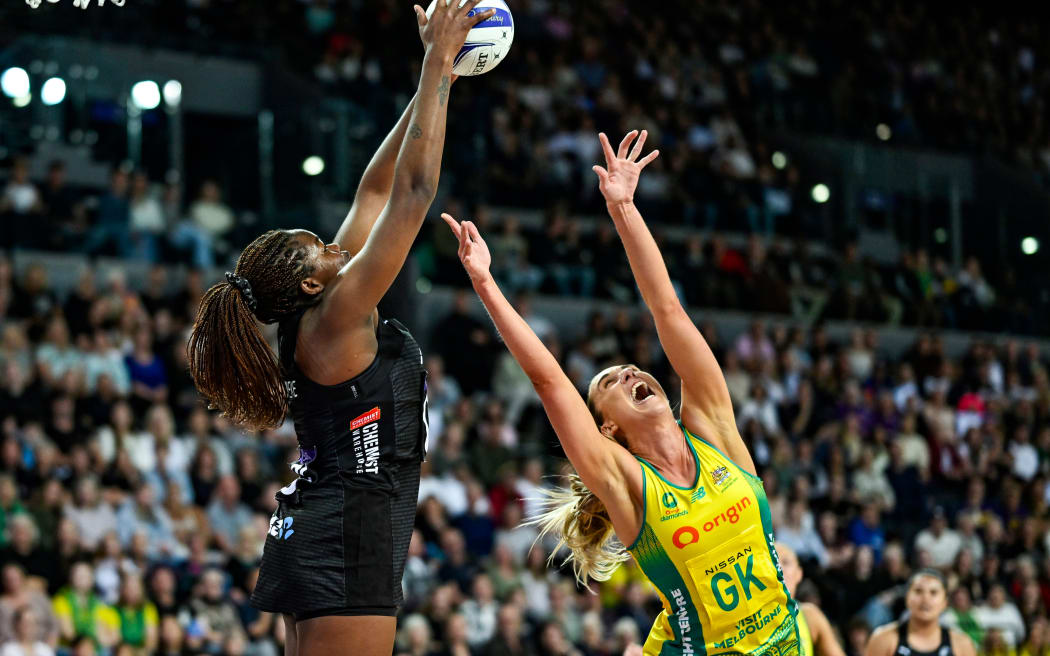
[
  {"left": 671, "top": 497, "right": 752, "bottom": 548},
  {"left": 351, "top": 406, "right": 381, "bottom": 430}
]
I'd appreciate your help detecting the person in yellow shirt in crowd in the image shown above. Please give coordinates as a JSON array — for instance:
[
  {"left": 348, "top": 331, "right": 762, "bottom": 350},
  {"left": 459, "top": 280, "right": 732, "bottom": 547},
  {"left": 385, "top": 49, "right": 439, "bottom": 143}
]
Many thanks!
[{"left": 51, "top": 562, "right": 119, "bottom": 649}]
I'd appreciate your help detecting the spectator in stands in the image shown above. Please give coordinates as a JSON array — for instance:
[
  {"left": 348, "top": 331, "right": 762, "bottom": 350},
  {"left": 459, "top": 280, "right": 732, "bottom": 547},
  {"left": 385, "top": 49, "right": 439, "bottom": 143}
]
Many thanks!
[
  {"left": 0, "top": 156, "right": 43, "bottom": 249},
  {"left": 83, "top": 168, "right": 132, "bottom": 258},
  {"left": 114, "top": 575, "right": 158, "bottom": 652},
  {"left": 0, "top": 606, "right": 54, "bottom": 656},
  {"left": 51, "top": 562, "right": 119, "bottom": 648},
  {"left": 128, "top": 172, "right": 166, "bottom": 262},
  {"left": 184, "top": 568, "right": 246, "bottom": 655},
  {"left": 63, "top": 477, "right": 116, "bottom": 552},
  {"left": 0, "top": 564, "right": 57, "bottom": 646},
  {"left": 914, "top": 506, "right": 963, "bottom": 570},
  {"left": 975, "top": 584, "right": 1026, "bottom": 647},
  {"left": 205, "top": 476, "right": 252, "bottom": 554},
  {"left": 39, "top": 160, "right": 83, "bottom": 251},
  {"left": 187, "top": 180, "right": 233, "bottom": 262}
]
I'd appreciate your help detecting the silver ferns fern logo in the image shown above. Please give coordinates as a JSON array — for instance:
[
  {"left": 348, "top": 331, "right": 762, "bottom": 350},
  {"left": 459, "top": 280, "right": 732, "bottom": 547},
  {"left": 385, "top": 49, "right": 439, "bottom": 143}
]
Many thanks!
[{"left": 26, "top": 0, "right": 125, "bottom": 8}]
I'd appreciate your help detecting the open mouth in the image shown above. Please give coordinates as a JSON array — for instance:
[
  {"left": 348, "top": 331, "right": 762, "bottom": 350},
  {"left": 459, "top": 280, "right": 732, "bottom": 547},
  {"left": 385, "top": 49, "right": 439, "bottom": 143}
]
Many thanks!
[{"left": 631, "top": 381, "right": 655, "bottom": 403}]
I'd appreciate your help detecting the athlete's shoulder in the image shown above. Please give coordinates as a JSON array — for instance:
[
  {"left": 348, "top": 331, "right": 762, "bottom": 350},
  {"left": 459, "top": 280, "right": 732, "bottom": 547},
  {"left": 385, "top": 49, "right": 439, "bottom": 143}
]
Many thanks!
[
  {"left": 948, "top": 628, "right": 976, "bottom": 656},
  {"left": 865, "top": 623, "right": 900, "bottom": 656}
]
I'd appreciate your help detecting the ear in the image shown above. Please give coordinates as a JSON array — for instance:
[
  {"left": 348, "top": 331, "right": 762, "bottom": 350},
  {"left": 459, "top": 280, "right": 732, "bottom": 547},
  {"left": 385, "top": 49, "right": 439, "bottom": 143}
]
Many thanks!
[
  {"left": 600, "top": 421, "right": 619, "bottom": 440},
  {"left": 300, "top": 276, "right": 325, "bottom": 296}
]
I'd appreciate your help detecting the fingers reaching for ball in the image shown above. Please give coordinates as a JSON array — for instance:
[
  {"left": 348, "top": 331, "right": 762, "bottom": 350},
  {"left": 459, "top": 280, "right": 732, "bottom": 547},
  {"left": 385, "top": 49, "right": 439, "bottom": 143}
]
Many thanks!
[
  {"left": 592, "top": 130, "right": 660, "bottom": 205},
  {"left": 441, "top": 213, "right": 491, "bottom": 281}
]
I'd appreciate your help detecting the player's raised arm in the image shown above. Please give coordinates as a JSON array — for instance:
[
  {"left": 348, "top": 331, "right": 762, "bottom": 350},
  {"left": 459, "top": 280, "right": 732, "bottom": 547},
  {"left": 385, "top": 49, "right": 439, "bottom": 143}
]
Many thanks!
[
  {"left": 332, "top": 74, "right": 457, "bottom": 257},
  {"left": 319, "top": 1, "right": 493, "bottom": 326},
  {"left": 593, "top": 130, "right": 755, "bottom": 475},
  {"left": 440, "top": 214, "right": 641, "bottom": 520}
]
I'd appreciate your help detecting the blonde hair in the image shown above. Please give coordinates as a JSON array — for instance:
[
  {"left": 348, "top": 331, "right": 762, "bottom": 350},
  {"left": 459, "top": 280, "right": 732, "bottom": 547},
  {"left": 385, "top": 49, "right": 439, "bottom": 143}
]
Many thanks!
[
  {"left": 526, "top": 473, "right": 630, "bottom": 587},
  {"left": 525, "top": 381, "right": 632, "bottom": 586}
]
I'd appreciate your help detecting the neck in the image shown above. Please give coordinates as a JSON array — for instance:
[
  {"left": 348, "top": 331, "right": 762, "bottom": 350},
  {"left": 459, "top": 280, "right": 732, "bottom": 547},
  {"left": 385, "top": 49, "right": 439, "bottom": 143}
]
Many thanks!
[
  {"left": 628, "top": 416, "right": 690, "bottom": 476},
  {"left": 908, "top": 617, "right": 940, "bottom": 635}
]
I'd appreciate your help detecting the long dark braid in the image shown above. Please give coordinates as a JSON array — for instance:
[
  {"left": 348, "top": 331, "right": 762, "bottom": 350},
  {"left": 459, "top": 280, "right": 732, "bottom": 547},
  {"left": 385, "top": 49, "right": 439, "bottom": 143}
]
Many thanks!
[{"left": 187, "top": 230, "right": 317, "bottom": 430}]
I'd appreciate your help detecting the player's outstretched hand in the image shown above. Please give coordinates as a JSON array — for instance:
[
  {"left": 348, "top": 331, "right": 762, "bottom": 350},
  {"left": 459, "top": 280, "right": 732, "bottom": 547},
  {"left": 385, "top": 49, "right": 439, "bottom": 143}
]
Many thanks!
[
  {"left": 592, "top": 130, "right": 660, "bottom": 206},
  {"left": 415, "top": 0, "right": 495, "bottom": 60},
  {"left": 442, "top": 213, "right": 492, "bottom": 282}
]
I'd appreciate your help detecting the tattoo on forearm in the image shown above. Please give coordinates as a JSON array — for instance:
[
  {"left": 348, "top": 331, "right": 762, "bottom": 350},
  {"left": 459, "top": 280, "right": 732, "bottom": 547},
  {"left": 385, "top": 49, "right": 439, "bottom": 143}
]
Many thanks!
[
  {"left": 437, "top": 75, "right": 450, "bottom": 106},
  {"left": 409, "top": 123, "right": 423, "bottom": 139}
]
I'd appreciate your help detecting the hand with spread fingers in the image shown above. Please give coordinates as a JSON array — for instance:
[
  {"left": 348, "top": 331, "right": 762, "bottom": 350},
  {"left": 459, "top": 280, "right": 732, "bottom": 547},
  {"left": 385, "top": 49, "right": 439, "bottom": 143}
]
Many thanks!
[
  {"left": 442, "top": 213, "right": 492, "bottom": 282},
  {"left": 414, "top": 0, "right": 495, "bottom": 60},
  {"left": 592, "top": 129, "right": 661, "bottom": 206}
]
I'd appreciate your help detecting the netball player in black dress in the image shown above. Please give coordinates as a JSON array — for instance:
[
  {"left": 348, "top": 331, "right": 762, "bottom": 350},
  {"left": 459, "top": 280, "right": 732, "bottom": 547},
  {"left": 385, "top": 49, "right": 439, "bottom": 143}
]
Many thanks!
[
  {"left": 864, "top": 570, "right": 976, "bottom": 656},
  {"left": 186, "top": 3, "right": 495, "bottom": 654}
]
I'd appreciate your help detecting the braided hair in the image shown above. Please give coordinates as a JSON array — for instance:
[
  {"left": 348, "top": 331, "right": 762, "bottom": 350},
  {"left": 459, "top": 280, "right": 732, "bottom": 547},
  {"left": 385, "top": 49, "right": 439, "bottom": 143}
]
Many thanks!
[{"left": 187, "top": 230, "right": 318, "bottom": 431}]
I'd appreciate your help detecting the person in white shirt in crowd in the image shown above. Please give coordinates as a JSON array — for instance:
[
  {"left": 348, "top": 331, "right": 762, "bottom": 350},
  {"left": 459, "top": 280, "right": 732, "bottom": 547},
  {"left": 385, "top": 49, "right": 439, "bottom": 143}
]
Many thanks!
[
  {"left": 1009, "top": 425, "right": 1039, "bottom": 481},
  {"left": 189, "top": 179, "right": 234, "bottom": 244},
  {"left": 62, "top": 476, "right": 117, "bottom": 551},
  {"left": 973, "top": 584, "right": 1026, "bottom": 647},
  {"left": 893, "top": 363, "right": 920, "bottom": 411},
  {"left": 515, "top": 458, "right": 550, "bottom": 521},
  {"left": 0, "top": 157, "right": 42, "bottom": 218},
  {"left": 775, "top": 498, "right": 830, "bottom": 568},
  {"left": 737, "top": 382, "right": 781, "bottom": 434},
  {"left": 82, "top": 332, "right": 131, "bottom": 396},
  {"left": 459, "top": 574, "right": 498, "bottom": 648},
  {"left": 895, "top": 413, "right": 930, "bottom": 472},
  {"left": 0, "top": 607, "right": 54, "bottom": 656},
  {"left": 852, "top": 446, "right": 896, "bottom": 510},
  {"left": 416, "top": 465, "right": 469, "bottom": 518},
  {"left": 845, "top": 329, "right": 875, "bottom": 381},
  {"left": 913, "top": 506, "right": 962, "bottom": 569},
  {"left": 128, "top": 171, "right": 166, "bottom": 262}
]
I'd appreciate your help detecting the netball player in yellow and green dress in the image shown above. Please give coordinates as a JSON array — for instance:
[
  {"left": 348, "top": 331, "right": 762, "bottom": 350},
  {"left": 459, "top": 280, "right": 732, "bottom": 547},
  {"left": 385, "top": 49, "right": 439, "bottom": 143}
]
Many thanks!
[
  {"left": 776, "top": 543, "right": 846, "bottom": 656},
  {"left": 441, "top": 129, "right": 800, "bottom": 656}
]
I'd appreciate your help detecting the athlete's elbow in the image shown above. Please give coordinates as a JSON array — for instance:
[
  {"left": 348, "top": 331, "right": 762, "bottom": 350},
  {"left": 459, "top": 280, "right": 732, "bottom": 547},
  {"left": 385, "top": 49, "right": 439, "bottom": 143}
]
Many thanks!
[
  {"left": 399, "top": 175, "right": 437, "bottom": 204},
  {"left": 650, "top": 297, "right": 686, "bottom": 320}
]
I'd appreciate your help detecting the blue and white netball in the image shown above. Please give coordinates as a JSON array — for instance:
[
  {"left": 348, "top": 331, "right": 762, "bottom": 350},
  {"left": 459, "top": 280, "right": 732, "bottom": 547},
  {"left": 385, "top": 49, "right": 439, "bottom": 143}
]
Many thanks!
[{"left": 426, "top": 0, "right": 514, "bottom": 77}]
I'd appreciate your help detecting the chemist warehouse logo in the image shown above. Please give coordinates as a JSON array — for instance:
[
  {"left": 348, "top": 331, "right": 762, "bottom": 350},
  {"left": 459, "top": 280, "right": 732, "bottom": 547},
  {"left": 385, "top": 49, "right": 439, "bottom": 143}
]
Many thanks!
[{"left": 351, "top": 407, "right": 381, "bottom": 474}]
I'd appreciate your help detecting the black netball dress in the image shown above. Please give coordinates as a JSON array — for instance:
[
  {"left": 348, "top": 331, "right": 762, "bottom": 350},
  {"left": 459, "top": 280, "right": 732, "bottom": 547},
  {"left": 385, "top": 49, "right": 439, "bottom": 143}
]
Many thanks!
[{"left": 251, "top": 313, "right": 428, "bottom": 620}]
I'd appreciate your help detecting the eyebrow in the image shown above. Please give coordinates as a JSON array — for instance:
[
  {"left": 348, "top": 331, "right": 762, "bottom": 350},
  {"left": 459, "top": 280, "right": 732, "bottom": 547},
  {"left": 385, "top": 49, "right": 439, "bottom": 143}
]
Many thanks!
[{"left": 598, "top": 366, "right": 627, "bottom": 389}]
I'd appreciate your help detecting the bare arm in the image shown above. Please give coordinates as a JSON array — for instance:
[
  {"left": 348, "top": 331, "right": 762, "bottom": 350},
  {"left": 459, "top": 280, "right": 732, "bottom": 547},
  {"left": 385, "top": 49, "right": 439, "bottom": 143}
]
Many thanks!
[
  {"left": 443, "top": 215, "right": 641, "bottom": 530},
  {"left": 950, "top": 630, "right": 977, "bottom": 656},
  {"left": 863, "top": 624, "right": 899, "bottom": 656},
  {"left": 320, "top": 2, "right": 492, "bottom": 323},
  {"left": 803, "top": 604, "right": 847, "bottom": 656},
  {"left": 333, "top": 75, "right": 456, "bottom": 255},
  {"left": 595, "top": 130, "right": 755, "bottom": 474},
  {"left": 332, "top": 94, "right": 420, "bottom": 256}
]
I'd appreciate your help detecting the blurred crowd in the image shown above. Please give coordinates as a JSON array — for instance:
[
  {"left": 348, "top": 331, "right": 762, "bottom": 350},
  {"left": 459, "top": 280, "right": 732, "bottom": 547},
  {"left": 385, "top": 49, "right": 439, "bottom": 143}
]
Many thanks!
[
  {"left": 2, "top": 151, "right": 1042, "bottom": 335},
  {"left": 6, "top": 0, "right": 1050, "bottom": 231},
  {"left": 0, "top": 253, "right": 1049, "bottom": 656},
  {"left": 418, "top": 206, "right": 1037, "bottom": 335},
  {"left": 0, "top": 156, "right": 240, "bottom": 270}
]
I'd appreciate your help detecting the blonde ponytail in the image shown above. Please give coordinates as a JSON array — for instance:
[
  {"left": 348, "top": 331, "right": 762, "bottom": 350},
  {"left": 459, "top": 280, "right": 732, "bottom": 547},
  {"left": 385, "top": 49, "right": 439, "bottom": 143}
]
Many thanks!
[{"left": 526, "top": 473, "right": 630, "bottom": 587}]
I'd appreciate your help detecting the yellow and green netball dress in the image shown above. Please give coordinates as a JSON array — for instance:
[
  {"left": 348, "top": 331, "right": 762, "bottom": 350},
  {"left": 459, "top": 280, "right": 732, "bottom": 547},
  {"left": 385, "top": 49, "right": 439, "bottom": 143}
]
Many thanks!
[
  {"left": 627, "top": 423, "right": 800, "bottom": 656},
  {"left": 796, "top": 608, "right": 813, "bottom": 656}
]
